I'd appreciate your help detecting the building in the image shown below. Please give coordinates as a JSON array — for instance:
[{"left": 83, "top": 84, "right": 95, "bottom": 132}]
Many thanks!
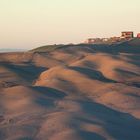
[
  {"left": 137, "top": 33, "right": 140, "bottom": 38},
  {"left": 110, "top": 37, "right": 121, "bottom": 42},
  {"left": 85, "top": 38, "right": 102, "bottom": 44},
  {"left": 121, "top": 31, "right": 134, "bottom": 39},
  {"left": 84, "top": 31, "right": 135, "bottom": 44},
  {"left": 102, "top": 38, "right": 109, "bottom": 42},
  {"left": 85, "top": 38, "right": 95, "bottom": 44}
]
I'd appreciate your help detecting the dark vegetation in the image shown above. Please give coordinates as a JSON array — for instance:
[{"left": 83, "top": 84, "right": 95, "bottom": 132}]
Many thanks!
[{"left": 30, "top": 38, "right": 140, "bottom": 54}]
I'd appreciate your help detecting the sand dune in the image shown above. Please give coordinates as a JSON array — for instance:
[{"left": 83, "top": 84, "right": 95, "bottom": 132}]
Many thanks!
[{"left": 0, "top": 39, "right": 140, "bottom": 140}]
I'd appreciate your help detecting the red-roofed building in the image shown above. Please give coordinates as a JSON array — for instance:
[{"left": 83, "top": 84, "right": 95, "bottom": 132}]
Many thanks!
[
  {"left": 121, "top": 32, "right": 134, "bottom": 39},
  {"left": 137, "top": 33, "right": 140, "bottom": 38}
]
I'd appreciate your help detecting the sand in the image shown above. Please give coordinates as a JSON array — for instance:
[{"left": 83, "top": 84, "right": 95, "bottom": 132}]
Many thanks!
[{"left": 0, "top": 39, "right": 140, "bottom": 140}]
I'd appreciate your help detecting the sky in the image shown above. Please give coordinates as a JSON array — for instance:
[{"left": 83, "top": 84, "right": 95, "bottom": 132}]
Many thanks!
[{"left": 0, "top": 0, "right": 140, "bottom": 49}]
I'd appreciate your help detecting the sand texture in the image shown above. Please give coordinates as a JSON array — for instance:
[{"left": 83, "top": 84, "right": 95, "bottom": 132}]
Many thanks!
[{"left": 0, "top": 39, "right": 140, "bottom": 140}]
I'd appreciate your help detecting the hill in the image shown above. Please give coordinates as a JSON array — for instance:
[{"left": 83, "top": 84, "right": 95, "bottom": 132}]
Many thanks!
[
  {"left": 30, "top": 38, "right": 140, "bottom": 54},
  {"left": 30, "top": 44, "right": 66, "bottom": 53}
]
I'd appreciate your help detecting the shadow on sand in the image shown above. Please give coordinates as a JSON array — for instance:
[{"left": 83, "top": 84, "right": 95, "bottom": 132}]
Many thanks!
[
  {"left": 0, "top": 62, "right": 46, "bottom": 84},
  {"left": 75, "top": 100, "right": 140, "bottom": 140},
  {"left": 69, "top": 66, "right": 117, "bottom": 83},
  {"left": 32, "top": 86, "right": 67, "bottom": 99},
  {"left": 28, "top": 86, "right": 67, "bottom": 108}
]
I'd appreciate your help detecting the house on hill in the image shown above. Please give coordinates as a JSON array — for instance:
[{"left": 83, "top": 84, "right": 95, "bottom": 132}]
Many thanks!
[
  {"left": 85, "top": 38, "right": 102, "bottom": 44},
  {"left": 121, "top": 31, "right": 134, "bottom": 39},
  {"left": 137, "top": 33, "right": 140, "bottom": 38}
]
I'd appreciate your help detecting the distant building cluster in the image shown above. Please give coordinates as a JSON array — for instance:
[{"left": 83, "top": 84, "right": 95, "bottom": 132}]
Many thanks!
[{"left": 85, "top": 32, "right": 140, "bottom": 44}]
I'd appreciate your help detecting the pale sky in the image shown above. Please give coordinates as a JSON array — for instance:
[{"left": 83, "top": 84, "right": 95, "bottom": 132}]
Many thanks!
[{"left": 0, "top": 0, "right": 140, "bottom": 49}]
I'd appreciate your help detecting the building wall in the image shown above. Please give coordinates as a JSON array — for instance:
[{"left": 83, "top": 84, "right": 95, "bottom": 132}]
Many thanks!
[
  {"left": 137, "top": 33, "right": 140, "bottom": 38},
  {"left": 121, "top": 32, "right": 134, "bottom": 39}
]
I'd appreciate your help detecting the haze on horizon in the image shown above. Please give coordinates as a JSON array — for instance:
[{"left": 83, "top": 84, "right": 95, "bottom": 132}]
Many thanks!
[{"left": 0, "top": 0, "right": 140, "bottom": 49}]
